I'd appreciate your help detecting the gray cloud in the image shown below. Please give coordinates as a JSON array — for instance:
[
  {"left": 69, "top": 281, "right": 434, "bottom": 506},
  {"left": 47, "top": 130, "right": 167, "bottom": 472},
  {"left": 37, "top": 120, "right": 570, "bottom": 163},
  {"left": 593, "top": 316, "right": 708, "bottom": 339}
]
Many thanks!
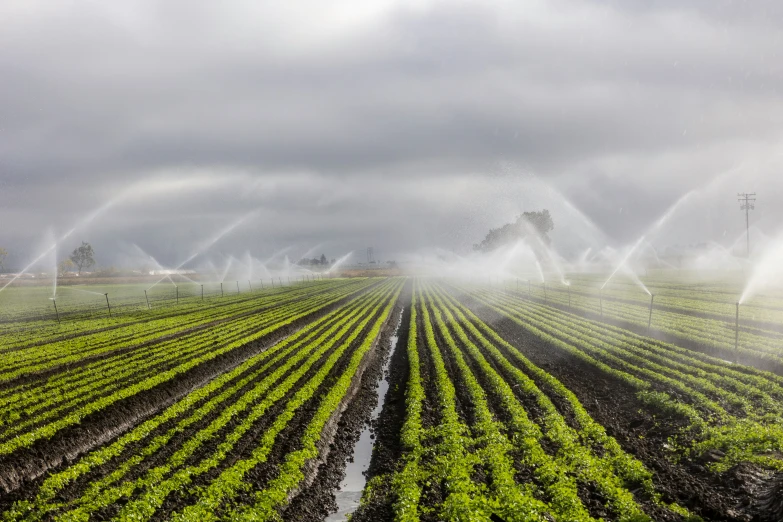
[{"left": 1, "top": 0, "right": 782, "bottom": 268}]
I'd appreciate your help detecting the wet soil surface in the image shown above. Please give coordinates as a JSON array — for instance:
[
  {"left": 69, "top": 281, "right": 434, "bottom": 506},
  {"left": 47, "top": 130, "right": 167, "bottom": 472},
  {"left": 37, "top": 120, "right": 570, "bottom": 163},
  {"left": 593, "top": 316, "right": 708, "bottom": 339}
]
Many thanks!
[
  {"left": 461, "top": 291, "right": 773, "bottom": 522},
  {"left": 0, "top": 280, "right": 381, "bottom": 497},
  {"left": 283, "top": 288, "right": 407, "bottom": 521},
  {"left": 516, "top": 290, "right": 783, "bottom": 376},
  {"left": 348, "top": 285, "right": 412, "bottom": 522}
]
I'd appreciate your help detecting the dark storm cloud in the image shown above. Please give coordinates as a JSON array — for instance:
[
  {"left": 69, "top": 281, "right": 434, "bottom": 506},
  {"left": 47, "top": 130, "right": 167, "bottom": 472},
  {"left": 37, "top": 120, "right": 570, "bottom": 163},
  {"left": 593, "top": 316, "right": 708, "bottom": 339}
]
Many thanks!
[{"left": 1, "top": 0, "right": 782, "bottom": 267}]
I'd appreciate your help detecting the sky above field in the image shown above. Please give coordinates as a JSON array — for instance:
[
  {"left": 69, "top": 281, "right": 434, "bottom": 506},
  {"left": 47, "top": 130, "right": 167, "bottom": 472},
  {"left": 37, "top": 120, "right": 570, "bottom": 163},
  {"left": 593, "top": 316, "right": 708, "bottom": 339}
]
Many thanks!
[{"left": 1, "top": 0, "right": 783, "bottom": 267}]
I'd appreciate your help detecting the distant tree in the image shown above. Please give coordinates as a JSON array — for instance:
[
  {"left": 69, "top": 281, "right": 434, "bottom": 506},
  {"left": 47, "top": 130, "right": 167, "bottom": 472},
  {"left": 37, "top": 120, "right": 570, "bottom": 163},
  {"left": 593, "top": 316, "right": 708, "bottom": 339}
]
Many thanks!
[
  {"left": 330, "top": 258, "right": 336, "bottom": 265},
  {"left": 58, "top": 259, "right": 75, "bottom": 276},
  {"left": 0, "top": 247, "right": 7, "bottom": 272},
  {"left": 319, "top": 254, "right": 327, "bottom": 265},
  {"left": 70, "top": 242, "right": 96, "bottom": 275},
  {"left": 473, "top": 210, "right": 554, "bottom": 253}
]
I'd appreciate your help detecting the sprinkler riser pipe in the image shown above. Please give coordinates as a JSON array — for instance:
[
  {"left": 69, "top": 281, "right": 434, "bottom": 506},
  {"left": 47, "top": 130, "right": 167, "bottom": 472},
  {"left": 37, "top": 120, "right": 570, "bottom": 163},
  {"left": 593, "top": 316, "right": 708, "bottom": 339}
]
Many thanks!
[
  {"left": 220, "top": 283, "right": 224, "bottom": 297},
  {"left": 648, "top": 294, "right": 654, "bottom": 330},
  {"left": 104, "top": 294, "right": 112, "bottom": 318},
  {"left": 52, "top": 299, "right": 60, "bottom": 324},
  {"left": 201, "top": 285, "right": 204, "bottom": 300},
  {"left": 144, "top": 290, "right": 150, "bottom": 310},
  {"left": 236, "top": 281, "right": 240, "bottom": 294}
]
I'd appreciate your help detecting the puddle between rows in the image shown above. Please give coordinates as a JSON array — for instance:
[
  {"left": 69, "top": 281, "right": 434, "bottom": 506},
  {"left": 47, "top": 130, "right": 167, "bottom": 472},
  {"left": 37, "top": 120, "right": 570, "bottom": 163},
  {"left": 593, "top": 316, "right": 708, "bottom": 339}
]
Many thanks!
[{"left": 327, "top": 307, "right": 404, "bottom": 521}]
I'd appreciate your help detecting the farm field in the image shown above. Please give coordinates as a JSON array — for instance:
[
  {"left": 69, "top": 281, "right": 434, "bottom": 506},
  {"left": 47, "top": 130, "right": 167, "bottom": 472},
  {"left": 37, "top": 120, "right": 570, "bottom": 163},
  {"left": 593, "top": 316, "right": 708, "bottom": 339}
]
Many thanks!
[
  {"left": 1, "top": 275, "right": 782, "bottom": 521},
  {"left": 500, "top": 274, "right": 783, "bottom": 371}
]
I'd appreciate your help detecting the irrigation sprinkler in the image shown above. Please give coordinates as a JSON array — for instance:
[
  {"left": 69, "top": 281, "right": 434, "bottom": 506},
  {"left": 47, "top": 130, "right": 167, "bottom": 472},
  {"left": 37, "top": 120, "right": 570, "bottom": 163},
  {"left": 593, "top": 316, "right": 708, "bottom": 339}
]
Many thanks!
[
  {"left": 51, "top": 298, "right": 60, "bottom": 324},
  {"left": 220, "top": 282, "right": 224, "bottom": 297},
  {"left": 647, "top": 294, "right": 654, "bottom": 331},
  {"left": 568, "top": 285, "right": 571, "bottom": 309},
  {"left": 543, "top": 283, "right": 547, "bottom": 305},
  {"left": 271, "top": 278, "right": 274, "bottom": 288},
  {"left": 260, "top": 279, "right": 264, "bottom": 290},
  {"left": 288, "top": 276, "right": 291, "bottom": 285},
  {"left": 144, "top": 290, "right": 151, "bottom": 309},
  {"left": 236, "top": 281, "right": 240, "bottom": 294},
  {"left": 201, "top": 285, "right": 204, "bottom": 300},
  {"left": 248, "top": 280, "right": 252, "bottom": 292},
  {"left": 104, "top": 293, "right": 112, "bottom": 318},
  {"left": 278, "top": 277, "right": 282, "bottom": 287},
  {"left": 176, "top": 286, "right": 179, "bottom": 305}
]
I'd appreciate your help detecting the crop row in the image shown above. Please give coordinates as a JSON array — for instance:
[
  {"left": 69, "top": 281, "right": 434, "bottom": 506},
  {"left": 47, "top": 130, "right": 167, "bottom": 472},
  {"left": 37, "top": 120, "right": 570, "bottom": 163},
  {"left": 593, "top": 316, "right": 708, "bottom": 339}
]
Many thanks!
[
  {"left": 508, "top": 280, "right": 783, "bottom": 365},
  {"left": 563, "top": 274, "right": 783, "bottom": 325},
  {"left": 0, "top": 279, "right": 380, "bottom": 456},
  {"left": 2, "top": 277, "right": 403, "bottom": 521},
  {"left": 0, "top": 279, "right": 359, "bottom": 356},
  {"left": 458, "top": 283, "right": 783, "bottom": 473},
  {"left": 379, "top": 279, "right": 691, "bottom": 521},
  {"left": 0, "top": 279, "right": 369, "bottom": 381}
]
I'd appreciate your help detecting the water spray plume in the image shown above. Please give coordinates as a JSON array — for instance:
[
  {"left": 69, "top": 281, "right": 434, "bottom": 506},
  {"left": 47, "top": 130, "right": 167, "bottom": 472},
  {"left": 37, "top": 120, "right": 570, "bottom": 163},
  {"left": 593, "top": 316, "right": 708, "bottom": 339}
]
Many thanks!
[
  {"left": 327, "top": 251, "right": 353, "bottom": 274},
  {"left": 147, "top": 211, "right": 259, "bottom": 292},
  {"left": 602, "top": 235, "right": 646, "bottom": 291},
  {"left": 739, "top": 235, "right": 783, "bottom": 304},
  {"left": 1, "top": 197, "right": 119, "bottom": 294}
]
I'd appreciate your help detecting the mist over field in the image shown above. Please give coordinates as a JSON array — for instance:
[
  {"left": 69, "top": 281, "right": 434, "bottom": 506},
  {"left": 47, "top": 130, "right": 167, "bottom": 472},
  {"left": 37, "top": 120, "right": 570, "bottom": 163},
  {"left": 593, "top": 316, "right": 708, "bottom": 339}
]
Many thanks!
[
  {"left": 1, "top": 0, "right": 783, "bottom": 270},
  {"left": 6, "top": 4, "right": 783, "bottom": 521}
]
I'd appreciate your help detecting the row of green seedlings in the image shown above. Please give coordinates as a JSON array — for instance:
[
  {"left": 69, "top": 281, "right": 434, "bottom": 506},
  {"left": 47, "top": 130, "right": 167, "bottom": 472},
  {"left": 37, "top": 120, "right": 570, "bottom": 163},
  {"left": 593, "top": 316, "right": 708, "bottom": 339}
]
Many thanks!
[
  {"left": 424, "top": 280, "right": 691, "bottom": 521},
  {"left": 477, "top": 285, "right": 783, "bottom": 422},
  {"left": 0, "top": 279, "right": 372, "bottom": 421},
  {"left": 0, "top": 279, "right": 373, "bottom": 436},
  {"left": 0, "top": 279, "right": 371, "bottom": 382},
  {"left": 0, "top": 279, "right": 382, "bottom": 457},
  {"left": 465, "top": 284, "right": 783, "bottom": 473},
  {"left": 3, "top": 274, "right": 336, "bottom": 329},
  {"left": 0, "top": 278, "right": 362, "bottom": 364},
  {"left": 0, "top": 283, "right": 357, "bottom": 444},
  {"left": 3, "top": 278, "right": 401, "bottom": 522},
  {"left": 379, "top": 281, "right": 649, "bottom": 521},
  {"left": 507, "top": 281, "right": 783, "bottom": 366},
  {"left": 565, "top": 277, "right": 783, "bottom": 324},
  {"left": 0, "top": 277, "right": 324, "bottom": 339}
]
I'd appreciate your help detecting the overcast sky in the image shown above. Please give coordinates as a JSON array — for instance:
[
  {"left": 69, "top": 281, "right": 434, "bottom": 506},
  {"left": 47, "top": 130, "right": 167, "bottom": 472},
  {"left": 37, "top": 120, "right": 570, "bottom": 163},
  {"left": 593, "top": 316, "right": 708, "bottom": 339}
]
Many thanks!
[{"left": 1, "top": 0, "right": 782, "bottom": 268}]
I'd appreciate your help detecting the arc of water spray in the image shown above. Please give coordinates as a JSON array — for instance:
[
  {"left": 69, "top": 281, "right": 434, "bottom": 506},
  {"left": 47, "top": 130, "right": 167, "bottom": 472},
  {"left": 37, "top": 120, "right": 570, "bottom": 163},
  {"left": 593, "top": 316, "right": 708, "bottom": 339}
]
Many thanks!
[
  {"left": 602, "top": 235, "right": 648, "bottom": 292},
  {"left": 147, "top": 211, "right": 258, "bottom": 291},
  {"left": 326, "top": 251, "right": 353, "bottom": 274}
]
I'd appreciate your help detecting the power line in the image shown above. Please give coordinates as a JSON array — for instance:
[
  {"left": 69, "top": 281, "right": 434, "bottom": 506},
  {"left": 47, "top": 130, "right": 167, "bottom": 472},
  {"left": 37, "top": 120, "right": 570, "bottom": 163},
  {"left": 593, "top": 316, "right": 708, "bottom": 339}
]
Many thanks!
[{"left": 737, "top": 192, "right": 756, "bottom": 257}]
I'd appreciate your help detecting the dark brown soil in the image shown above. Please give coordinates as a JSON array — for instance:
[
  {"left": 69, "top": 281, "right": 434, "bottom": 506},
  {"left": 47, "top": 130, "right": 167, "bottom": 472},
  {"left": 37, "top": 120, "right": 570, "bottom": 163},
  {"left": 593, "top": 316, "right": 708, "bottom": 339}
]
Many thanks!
[
  {"left": 0, "top": 279, "right": 382, "bottom": 497},
  {"left": 514, "top": 289, "right": 783, "bottom": 376},
  {"left": 282, "top": 283, "right": 408, "bottom": 521},
  {"left": 349, "top": 285, "right": 412, "bottom": 522},
  {"left": 460, "top": 291, "right": 766, "bottom": 522}
]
